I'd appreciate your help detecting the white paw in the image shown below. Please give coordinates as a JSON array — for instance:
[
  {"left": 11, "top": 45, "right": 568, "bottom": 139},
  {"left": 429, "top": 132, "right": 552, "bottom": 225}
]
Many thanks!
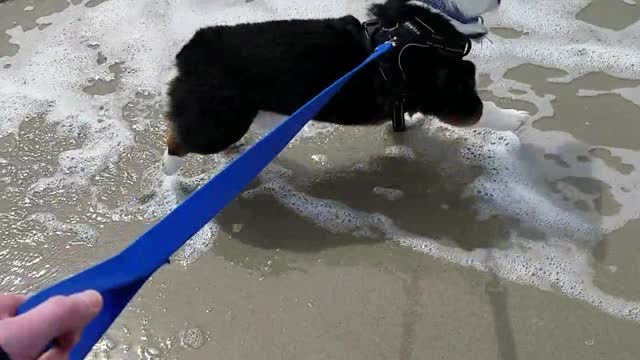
[
  {"left": 474, "top": 102, "right": 529, "bottom": 131},
  {"left": 162, "top": 149, "right": 185, "bottom": 176}
]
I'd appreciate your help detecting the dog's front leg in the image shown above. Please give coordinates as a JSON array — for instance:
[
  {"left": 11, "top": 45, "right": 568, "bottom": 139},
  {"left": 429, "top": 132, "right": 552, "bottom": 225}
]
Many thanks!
[{"left": 472, "top": 101, "right": 530, "bottom": 131}]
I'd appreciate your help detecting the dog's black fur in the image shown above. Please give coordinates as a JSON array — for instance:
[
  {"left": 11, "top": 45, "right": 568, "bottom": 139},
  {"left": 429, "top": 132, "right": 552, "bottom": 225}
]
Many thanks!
[{"left": 165, "top": 0, "right": 483, "bottom": 157}]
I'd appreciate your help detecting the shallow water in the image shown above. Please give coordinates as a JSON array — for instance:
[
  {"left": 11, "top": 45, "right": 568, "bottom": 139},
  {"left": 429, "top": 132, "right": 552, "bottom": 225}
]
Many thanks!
[{"left": 1, "top": 0, "right": 640, "bottom": 358}]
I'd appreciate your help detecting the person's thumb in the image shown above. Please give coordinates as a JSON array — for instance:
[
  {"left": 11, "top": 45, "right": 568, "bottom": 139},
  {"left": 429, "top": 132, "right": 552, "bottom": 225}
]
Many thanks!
[{"left": 0, "top": 290, "right": 102, "bottom": 360}]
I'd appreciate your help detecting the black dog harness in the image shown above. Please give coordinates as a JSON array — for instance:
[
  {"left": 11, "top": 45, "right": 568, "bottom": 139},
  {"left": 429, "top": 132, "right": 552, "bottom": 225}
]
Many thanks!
[{"left": 362, "top": 17, "right": 473, "bottom": 132}]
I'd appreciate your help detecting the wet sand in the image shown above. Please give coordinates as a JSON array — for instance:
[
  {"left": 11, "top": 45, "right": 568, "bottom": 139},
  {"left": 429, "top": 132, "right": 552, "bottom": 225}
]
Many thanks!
[{"left": 2, "top": 0, "right": 640, "bottom": 359}]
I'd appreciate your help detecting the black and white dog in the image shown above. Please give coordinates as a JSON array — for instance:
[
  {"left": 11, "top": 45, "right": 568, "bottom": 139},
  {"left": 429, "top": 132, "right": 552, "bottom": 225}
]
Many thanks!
[{"left": 162, "top": 0, "right": 525, "bottom": 175}]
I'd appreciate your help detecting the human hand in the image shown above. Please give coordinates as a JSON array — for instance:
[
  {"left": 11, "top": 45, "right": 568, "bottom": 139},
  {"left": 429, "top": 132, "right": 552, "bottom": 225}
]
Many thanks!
[{"left": 0, "top": 290, "right": 103, "bottom": 360}]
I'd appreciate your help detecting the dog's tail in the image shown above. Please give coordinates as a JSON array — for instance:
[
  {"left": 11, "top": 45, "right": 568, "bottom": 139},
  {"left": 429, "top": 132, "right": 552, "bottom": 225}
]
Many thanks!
[{"left": 162, "top": 125, "right": 186, "bottom": 176}]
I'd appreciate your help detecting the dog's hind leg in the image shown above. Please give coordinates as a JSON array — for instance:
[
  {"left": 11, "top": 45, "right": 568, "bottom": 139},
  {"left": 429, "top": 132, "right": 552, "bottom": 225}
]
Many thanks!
[
  {"left": 162, "top": 102, "right": 258, "bottom": 175},
  {"left": 163, "top": 125, "right": 187, "bottom": 176}
]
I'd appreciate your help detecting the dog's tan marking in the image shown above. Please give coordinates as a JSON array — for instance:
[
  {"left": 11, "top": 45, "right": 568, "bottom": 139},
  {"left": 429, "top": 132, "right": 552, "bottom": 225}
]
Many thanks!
[
  {"left": 163, "top": 124, "right": 187, "bottom": 175},
  {"left": 166, "top": 126, "right": 186, "bottom": 157}
]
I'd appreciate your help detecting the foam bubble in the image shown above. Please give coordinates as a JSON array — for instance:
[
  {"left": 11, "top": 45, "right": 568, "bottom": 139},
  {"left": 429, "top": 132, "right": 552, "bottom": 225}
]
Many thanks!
[
  {"left": 473, "top": 0, "right": 640, "bottom": 131},
  {"left": 372, "top": 186, "right": 404, "bottom": 201},
  {"left": 425, "top": 122, "right": 601, "bottom": 243},
  {"left": 174, "top": 222, "right": 218, "bottom": 266},
  {"left": 180, "top": 327, "right": 205, "bottom": 350},
  {"left": 311, "top": 154, "right": 330, "bottom": 166},
  {"left": 30, "top": 213, "right": 97, "bottom": 246},
  {"left": 0, "top": 84, "right": 53, "bottom": 138},
  {"left": 244, "top": 166, "right": 380, "bottom": 238},
  {"left": 578, "top": 87, "right": 640, "bottom": 108},
  {"left": 384, "top": 145, "right": 416, "bottom": 160},
  {"left": 477, "top": 0, "right": 640, "bottom": 80}
]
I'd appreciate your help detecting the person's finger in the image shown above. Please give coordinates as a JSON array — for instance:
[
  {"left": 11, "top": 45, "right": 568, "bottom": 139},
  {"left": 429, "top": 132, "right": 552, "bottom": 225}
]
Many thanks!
[
  {"left": 0, "top": 294, "right": 27, "bottom": 319},
  {"left": 20, "top": 290, "right": 102, "bottom": 337},
  {"left": 38, "top": 346, "right": 69, "bottom": 360},
  {"left": 1, "top": 290, "right": 102, "bottom": 356},
  {"left": 54, "top": 331, "right": 81, "bottom": 352}
]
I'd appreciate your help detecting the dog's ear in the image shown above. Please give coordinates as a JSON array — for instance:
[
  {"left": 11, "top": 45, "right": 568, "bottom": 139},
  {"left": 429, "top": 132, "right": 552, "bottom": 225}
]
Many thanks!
[{"left": 368, "top": 0, "right": 411, "bottom": 26}]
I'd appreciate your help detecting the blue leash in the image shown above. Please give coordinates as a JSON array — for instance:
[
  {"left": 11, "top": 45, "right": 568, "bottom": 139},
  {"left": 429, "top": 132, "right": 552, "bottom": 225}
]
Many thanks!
[{"left": 16, "top": 41, "right": 394, "bottom": 359}]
